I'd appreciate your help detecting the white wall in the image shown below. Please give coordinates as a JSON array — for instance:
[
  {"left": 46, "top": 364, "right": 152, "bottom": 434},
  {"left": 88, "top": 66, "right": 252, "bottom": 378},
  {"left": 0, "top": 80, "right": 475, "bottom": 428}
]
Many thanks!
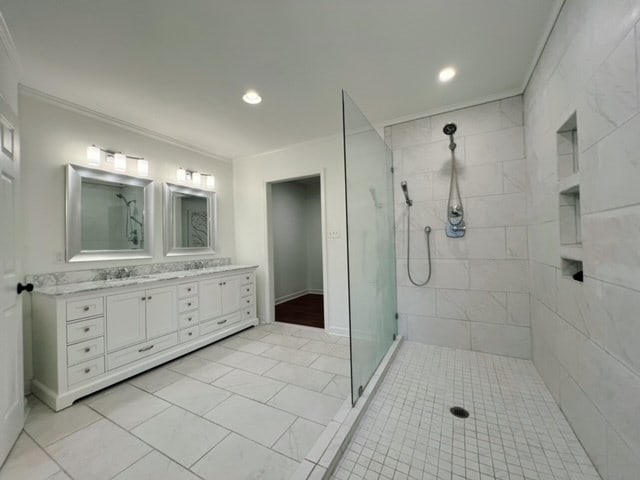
[
  {"left": 524, "top": 1, "right": 640, "bottom": 478},
  {"left": 385, "top": 97, "right": 530, "bottom": 359},
  {"left": 272, "top": 181, "right": 310, "bottom": 301},
  {"left": 233, "top": 135, "right": 349, "bottom": 336},
  {"left": 19, "top": 91, "right": 236, "bottom": 386},
  {"left": 305, "top": 179, "right": 323, "bottom": 292}
]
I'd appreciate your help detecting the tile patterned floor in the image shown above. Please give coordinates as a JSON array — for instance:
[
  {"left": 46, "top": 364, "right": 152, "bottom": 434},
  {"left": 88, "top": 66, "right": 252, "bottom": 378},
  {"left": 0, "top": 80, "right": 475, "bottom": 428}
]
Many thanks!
[
  {"left": 0, "top": 322, "right": 350, "bottom": 480},
  {"left": 332, "top": 342, "right": 601, "bottom": 480}
]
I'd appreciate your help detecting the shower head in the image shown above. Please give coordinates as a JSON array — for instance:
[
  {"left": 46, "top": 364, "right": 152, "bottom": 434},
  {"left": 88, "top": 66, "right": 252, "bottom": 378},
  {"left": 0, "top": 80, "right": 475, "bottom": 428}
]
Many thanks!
[
  {"left": 116, "top": 193, "right": 136, "bottom": 206},
  {"left": 116, "top": 193, "right": 124, "bottom": 199},
  {"left": 443, "top": 123, "right": 457, "bottom": 136},
  {"left": 400, "top": 181, "right": 413, "bottom": 207}
]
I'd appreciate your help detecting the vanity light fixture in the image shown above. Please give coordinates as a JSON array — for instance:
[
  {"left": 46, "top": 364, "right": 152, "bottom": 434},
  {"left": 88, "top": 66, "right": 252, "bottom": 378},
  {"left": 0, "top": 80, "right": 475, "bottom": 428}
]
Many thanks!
[
  {"left": 113, "top": 153, "right": 127, "bottom": 172},
  {"left": 439, "top": 67, "right": 457, "bottom": 83},
  {"left": 176, "top": 168, "right": 215, "bottom": 189},
  {"left": 86, "top": 145, "right": 101, "bottom": 167},
  {"left": 86, "top": 144, "right": 147, "bottom": 176},
  {"left": 242, "top": 90, "right": 262, "bottom": 105}
]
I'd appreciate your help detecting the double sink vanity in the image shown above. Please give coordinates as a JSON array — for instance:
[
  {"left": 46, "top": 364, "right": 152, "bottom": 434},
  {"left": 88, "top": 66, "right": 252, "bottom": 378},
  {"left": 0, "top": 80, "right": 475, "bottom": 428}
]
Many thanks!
[
  {"left": 29, "top": 163, "right": 258, "bottom": 410},
  {"left": 31, "top": 265, "right": 258, "bottom": 411}
]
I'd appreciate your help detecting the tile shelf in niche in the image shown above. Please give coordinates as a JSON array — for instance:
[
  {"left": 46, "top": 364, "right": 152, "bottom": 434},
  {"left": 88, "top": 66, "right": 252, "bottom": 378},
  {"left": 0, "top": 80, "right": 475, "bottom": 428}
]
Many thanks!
[
  {"left": 560, "top": 245, "right": 583, "bottom": 262},
  {"left": 558, "top": 172, "right": 579, "bottom": 195}
]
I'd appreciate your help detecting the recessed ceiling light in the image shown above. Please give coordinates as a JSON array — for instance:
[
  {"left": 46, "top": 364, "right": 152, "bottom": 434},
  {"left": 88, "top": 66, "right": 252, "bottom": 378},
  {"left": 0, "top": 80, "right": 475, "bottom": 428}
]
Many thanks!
[
  {"left": 242, "top": 90, "right": 262, "bottom": 104},
  {"left": 439, "top": 67, "right": 456, "bottom": 83}
]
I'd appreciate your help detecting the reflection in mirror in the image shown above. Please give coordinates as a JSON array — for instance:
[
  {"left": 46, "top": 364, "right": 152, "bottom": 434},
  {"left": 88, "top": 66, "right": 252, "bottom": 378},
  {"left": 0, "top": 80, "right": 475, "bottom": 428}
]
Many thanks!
[
  {"left": 67, "top": 164, "right": 154, "bottom": 262},
  {"left": 164, "top": 183, "right": 216, "bottom": 256},
  {"left": 81, "top": 179, "right": 146, "bottom": 250}
]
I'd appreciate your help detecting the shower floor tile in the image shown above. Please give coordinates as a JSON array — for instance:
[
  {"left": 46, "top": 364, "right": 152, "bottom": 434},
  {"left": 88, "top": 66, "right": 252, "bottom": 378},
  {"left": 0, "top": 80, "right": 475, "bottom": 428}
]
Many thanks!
[{"left": 331, "top": 341, "right": 601, "bottom": 480}]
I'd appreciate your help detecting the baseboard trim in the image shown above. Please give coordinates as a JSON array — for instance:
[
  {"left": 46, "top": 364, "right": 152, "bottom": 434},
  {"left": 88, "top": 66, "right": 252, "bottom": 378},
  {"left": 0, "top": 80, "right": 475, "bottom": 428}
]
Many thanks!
[{"left": 275, "top": 289, "right": 324, "bottom": 305}]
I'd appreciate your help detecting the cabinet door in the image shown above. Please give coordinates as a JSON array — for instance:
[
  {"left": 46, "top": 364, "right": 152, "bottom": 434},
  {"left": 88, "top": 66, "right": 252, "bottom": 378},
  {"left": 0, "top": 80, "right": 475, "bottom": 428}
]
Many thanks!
[
  {"left": 146, "top": 286, "right": 177, "bottom": 339},
  {"left": 221, "top": 276, "right": 240, "bottom": 315},
  {"left": 106, "top": 291, "right": 146, "bottom": 352},
  {"left": 199, "top": 278, "right": 223, "bottom": 321}
]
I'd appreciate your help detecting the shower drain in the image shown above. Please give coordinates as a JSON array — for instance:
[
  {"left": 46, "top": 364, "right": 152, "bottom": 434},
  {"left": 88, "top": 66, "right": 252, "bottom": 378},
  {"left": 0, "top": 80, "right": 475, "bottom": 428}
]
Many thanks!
[{"left": 450, "top": 406, "right": 470, "bottom": 419}]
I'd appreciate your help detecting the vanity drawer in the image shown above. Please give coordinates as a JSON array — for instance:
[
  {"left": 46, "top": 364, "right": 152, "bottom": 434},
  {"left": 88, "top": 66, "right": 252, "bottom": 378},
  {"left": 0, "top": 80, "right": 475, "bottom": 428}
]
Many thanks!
[
  {"left": 241, "top": 306, "right": 256, "bottom": 320},
  {"left": 178, "top": 311, "right": 199, "bottom": 329},
  {"left": 200, "top": 313, "right": 241, "bottom": 336},
  {"left": 240, "top": 296, "right": 255, "bottom": 308},
  {"left": 67, "top": 317, "right": 104, "bottom": 344},
  {"left": 107, "top": 333, "right": 177, "bottom": 371},
  {"left": 179, "top": 326, "right": 199, "bottom": 343},
  {"left": 178, "top": 283, "right": 198, "bottom": 299},
  {"left": 68, "top": 357, "right": 105, "bottom": 386},
  {"left": 178, "top": 297, "right": 199, "bottom": 313},
  {"left": 240, "top": 273, "right": 255, "bottom": 286},
  {"left": 67, "top": 297, "right": 104, "bottom": 322},
  {"left": 240, "top": 284, "right": 254, "bottom": 298},
  {"left": 67, "top": 337, "right": 105, "bottom": 366}
]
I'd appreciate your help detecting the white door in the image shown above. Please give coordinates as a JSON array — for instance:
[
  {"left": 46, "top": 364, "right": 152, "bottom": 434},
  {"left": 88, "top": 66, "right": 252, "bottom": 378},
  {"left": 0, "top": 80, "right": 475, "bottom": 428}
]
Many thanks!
[
  {"left": 146, "top": 286, "right": 177, "bottom": 339},
  {"left": 106, "top": 291, "right": 146, "bottom": 351},
  {"left": 0, "top": 99, "right": 23, "bottom": 464}
]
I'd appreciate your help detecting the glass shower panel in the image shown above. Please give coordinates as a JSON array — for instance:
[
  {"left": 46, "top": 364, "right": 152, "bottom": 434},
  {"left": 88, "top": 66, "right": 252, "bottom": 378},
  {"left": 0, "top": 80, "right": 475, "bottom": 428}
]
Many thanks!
[{"left": 342, "top": 91, "right": 397, "bottom": 405}]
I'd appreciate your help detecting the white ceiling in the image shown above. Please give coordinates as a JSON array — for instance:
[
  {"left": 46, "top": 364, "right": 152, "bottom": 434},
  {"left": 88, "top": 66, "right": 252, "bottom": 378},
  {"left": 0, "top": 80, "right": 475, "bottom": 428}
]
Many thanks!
[{"left": 1, "top": 0, "right": 559, "bottom": 160}]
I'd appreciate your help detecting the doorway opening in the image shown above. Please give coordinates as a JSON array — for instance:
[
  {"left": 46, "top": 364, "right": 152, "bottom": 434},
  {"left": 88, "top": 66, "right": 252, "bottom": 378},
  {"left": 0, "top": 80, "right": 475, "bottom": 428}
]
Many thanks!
[{"left": 268, "top": 175, "right": 325, "bottom": 329}]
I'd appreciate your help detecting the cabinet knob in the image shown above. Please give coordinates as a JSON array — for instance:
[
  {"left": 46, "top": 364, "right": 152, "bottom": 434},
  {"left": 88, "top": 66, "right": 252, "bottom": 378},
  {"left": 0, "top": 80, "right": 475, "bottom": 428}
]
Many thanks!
[
  {"left": 84, "top": 368, "right": 91, "bottom": 374},
  {"left": 147, "top": 296, "right": 152, "bottom": 300},
  {"left": 141, "top": 297, "right": 146, "bottom": 301},
  {"left": 84, "top": 347, "right": 91, "bottom": 353},
  {"left": 187, "top": 317, "right": 192, "bottom": 322},
  {"left": 188, "top": 332, "right": 193, "bottom": 336},
  {"left": 187, "top": 288, "right": 192, "bottom": 292},
  {"left": 83, "top": 327, "right": 90, "bottom": 332},
  {"left": 83, "top": 306, "right": 90, "bottom": 312},
  {"left": 187, "top": 302, "right": 192, "bottom": 307}
]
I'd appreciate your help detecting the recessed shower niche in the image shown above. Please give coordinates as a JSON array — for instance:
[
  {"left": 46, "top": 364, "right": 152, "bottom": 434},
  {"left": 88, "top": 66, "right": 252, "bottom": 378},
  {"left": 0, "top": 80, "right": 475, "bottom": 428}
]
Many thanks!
[{"left": 557, "top": 113, "right": 583, "bottom": 282}]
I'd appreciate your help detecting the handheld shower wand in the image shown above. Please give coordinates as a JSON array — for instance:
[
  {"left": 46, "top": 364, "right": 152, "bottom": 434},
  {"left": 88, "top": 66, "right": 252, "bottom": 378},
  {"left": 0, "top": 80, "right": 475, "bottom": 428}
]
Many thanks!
[
  {"left": 400, "top": 181, "right": 412, "bottom": 206},
  {"left": 400, "top": 181, "right": 432, "bottom": 286}
]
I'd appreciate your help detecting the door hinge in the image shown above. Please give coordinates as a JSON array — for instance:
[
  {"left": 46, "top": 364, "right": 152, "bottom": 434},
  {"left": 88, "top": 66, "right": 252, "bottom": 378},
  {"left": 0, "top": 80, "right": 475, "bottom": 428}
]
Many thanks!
[
  {"left": 391, "top": 166, "right": 395, "bottom": 173},
  {"left": 395, "top": 313, "right": 399, "bottom": 319}
]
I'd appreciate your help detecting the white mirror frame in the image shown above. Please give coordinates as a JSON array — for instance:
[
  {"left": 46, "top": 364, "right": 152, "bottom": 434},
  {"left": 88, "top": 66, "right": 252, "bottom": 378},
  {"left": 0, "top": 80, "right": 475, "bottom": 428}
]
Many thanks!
[
  {"left": 66, "top": 164, "right": 154, "bottom": 262},
  {"left": 163, "top": 182, "right": 217, "bottom": 256}
]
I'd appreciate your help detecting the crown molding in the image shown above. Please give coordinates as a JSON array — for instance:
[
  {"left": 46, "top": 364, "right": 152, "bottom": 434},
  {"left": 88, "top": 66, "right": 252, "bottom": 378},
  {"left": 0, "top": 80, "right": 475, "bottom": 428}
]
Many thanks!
[
  {"left": 18, "top": 85, "right": 231, "bottom": 163},
  {"left": 0, "top": 13, "right": 21, "bottom": 72}
]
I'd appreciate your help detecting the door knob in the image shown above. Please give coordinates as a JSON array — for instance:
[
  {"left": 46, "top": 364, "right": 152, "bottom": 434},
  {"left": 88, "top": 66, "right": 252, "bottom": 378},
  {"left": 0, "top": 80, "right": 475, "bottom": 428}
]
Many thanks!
[{"left": 17, "top": 283, "right": 34, "bottom": 294}]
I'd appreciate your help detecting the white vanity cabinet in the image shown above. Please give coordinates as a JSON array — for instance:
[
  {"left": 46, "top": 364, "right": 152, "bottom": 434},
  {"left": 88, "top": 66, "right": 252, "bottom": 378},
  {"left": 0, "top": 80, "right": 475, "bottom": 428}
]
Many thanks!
[{"left": 31, "top": 266, "right": 257, "bottom": 410}]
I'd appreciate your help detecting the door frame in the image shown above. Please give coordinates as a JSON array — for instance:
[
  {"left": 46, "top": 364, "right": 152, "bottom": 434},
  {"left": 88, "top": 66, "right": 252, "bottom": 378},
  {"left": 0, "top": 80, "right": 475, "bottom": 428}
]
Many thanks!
[{"left": 264, "top": 169, "right": 329, "bottom": 332}]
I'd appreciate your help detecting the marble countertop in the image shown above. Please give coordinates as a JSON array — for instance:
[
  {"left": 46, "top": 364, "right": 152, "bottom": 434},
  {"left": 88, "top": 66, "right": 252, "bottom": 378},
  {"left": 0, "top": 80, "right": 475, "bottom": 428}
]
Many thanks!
[{"left": 34, "top": 265, "right": 258, "bottom": 296}]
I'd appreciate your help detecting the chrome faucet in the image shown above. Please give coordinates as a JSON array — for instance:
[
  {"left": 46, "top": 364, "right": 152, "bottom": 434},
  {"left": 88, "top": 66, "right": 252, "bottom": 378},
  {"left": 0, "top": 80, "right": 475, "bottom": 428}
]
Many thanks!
[{"left": 114, "top": 267, "right": 130, "bottom": 279}]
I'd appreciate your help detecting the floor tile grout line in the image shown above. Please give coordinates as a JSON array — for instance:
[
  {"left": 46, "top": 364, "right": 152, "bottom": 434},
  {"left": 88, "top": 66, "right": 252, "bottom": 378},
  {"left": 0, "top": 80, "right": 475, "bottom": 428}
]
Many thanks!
[{"left": 21, "top": 428, "right": 76, "bottom": 480}]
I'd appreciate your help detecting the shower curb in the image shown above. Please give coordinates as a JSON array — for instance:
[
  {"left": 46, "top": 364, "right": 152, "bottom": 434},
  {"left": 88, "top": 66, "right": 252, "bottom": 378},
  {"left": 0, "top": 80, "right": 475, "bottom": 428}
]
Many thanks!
[{"left": 290, "top": 336, "right": 404, "bottom": 480}]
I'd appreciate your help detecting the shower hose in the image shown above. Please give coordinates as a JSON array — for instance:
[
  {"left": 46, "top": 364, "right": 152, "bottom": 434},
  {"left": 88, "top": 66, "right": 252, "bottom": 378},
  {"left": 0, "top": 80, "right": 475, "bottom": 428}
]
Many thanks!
[{"left": 405, "top": 203, "right": 432, "bottom": 286}]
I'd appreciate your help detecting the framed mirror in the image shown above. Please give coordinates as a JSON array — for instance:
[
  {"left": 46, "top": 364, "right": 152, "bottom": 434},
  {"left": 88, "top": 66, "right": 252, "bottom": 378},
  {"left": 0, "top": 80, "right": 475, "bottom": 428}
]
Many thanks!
[
  {"left": 66, "top": 164, "right": 154, "bottom": 262},
  {"left": 163, "top": 182, "right": 217, "bottom": 256}
]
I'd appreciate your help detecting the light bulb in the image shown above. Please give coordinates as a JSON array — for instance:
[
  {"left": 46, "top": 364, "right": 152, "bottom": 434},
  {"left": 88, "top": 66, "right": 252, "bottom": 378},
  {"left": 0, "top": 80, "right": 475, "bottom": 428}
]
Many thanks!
[
  {"left": 86, "top": 145, "right": 101, "bottom": 166},
  {"left": 114, "top": 153, "right": 127, "bottom": 172},
  {"left": 242, "top": 90, "right": 262, "bottom": 104},
  {"left": 192, "top": 171, "right": 201, "bottom": 186},
  {"left": 206, "top": 175, "right": 215, "bottom": 189},
  {"left": 439, "top": 67, "right": 456, "bottom": 83},
  {"left": 137, "top": 159, "right": 149, "bottom": 176},
  {"left": 177, "top": 167, "right": 186, "bottom": 182}
]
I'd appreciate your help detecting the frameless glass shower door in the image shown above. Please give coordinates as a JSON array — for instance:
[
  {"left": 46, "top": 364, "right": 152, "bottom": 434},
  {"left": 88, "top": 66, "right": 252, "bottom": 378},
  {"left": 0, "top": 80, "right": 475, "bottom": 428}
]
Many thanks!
[{"left": 342, "top": 91, "right": 397, "bottom": 405}]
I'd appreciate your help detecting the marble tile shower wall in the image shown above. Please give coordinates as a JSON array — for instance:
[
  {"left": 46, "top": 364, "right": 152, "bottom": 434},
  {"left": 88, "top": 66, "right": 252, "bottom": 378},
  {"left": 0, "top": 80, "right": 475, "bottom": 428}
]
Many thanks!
[
  {"left": 524, "top": 1, "right": 640, "bottom": 479},
  {"left": 384, "top": 97, "right": 530, "bottom": 359}
]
